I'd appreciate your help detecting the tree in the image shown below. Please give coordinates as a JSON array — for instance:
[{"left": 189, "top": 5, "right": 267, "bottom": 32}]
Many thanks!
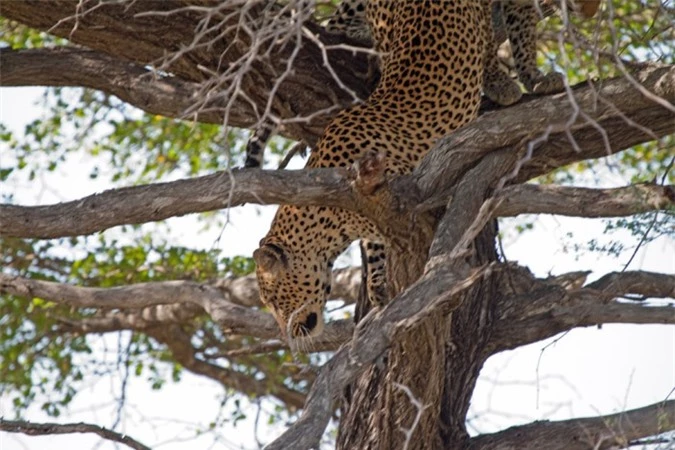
[{"left": 1, "top": 1, "right": 674, "bottom": 449}]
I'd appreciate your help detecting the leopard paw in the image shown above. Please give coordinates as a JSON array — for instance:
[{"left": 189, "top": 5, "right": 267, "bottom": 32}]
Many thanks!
[{"left": 483, "top": 71, "right": 523, "bottom": 106}]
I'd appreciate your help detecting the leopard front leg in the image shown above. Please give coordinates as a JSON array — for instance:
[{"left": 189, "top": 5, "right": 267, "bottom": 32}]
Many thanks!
[
  {"left": 483, "top": 1, "right": 523, "bottom": 106},
  {"left": 505, "top": 1, "right": 565, "bottom": 95}
]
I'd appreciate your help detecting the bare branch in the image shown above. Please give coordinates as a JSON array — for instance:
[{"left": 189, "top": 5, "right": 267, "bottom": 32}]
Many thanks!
[
  {"left": 0, "top": 1, "right": 375, "bottom": 144},
  {"left": 0, "top": 168, "right": 353, "bottom": 239},
  {"left": 468, "top": 399, "right": 675, "bottom": 450},
  {"left": 0, "top": 419, "right": 150, "bottom": 450},
  {"left": 0, "top": 272, "right": 354, "bottom": 345},
  {"left": 0, "top": 47, "right": 226, "bottom": 124},
  {"left": 495, "top": 183, "right": 675, "bottom": 218},
  {"left": 587, "top": 271, "right": 675, "bottom": 299},
  {"left": 147, "top": 324, "right": 307, "bottom": 409},
  {"left": 491, "top": 270, "right": 675, "bottom": 353}
]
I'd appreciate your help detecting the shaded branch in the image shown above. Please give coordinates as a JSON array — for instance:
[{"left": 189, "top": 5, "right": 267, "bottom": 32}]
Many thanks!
[
  {"left": 587, "top": 271, "right": 675, "bottom": 299},
  {"left": 0, "top": 419, "right": 150, "bottom": 450},
  {"left": 147, "top": 325, "right": 307, "bottom": 409},
  {"left": 0, "top": 1, "right": 376, "bottom": 144},
  {"left": 496, "top": 183, "right": 675, "bottom": 218},
  {"left": 469, "top": 399, "right": 675, "bottom": 450},
  {"left": 0, "top": 47, "right": 226, "bottom": 124}
]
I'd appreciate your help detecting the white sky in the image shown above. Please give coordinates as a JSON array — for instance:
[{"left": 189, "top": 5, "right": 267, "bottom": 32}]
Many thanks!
[{"left": 0, "top": 85, "right": 673, "bottom": 450}]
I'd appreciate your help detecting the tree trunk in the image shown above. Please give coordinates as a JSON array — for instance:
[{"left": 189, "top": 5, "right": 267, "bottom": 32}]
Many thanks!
[{"left": 338, "top": 221, "right": 500, "bottom": 449}]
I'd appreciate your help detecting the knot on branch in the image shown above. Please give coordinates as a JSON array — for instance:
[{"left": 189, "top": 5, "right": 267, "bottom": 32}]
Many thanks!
[{"left": 351, "top": 150, "right": 387, "bottom": 196}]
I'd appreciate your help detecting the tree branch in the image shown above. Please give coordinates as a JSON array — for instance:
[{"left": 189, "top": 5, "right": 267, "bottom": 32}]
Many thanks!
[
  {"left": 147, "top": 324, "right": 307, "bottom": 409},
  {"left": 469, "top": 399, "right": 675, "bottom": 450},
  {"left": 587, "top": 271, "right": 675, "bottom": 299},
  {"left": 265, "top": 263, "right": 490, "bottom": 450},
  {"left": 0, "top": 168, "right": 354, "bottom": 239},
  {"left": 0, "top": 47, "right": 227, "bottom": 124},
  {"left": 496, "top": 183, "right": 675, "bottom": 218},
  {"left": 0, "top": 1, "right": 376, "bottom": 144},
  {"left": 0, "top": 272, "right": 354, "bottom": 347},
  {"left": 2, "top": 66, "right": 673, "bottom": 240},
  {"left": 0, "top": 419, "right": 150, "bottom": 450},
  {"left": 491, "top": 270, "right": 675, "bottom": 353},
  {"left": 405, "top": 64, "right": 675, "bottom": 208}
]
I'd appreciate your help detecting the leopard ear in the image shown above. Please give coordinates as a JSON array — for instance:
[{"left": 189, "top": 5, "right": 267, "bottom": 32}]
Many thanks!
[{"left": 253, "top": 243, "right": 289, "bottom": 276}]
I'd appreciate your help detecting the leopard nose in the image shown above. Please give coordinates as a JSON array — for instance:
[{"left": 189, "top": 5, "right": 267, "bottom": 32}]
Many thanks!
[{"left": 296, "top": 312, "right": 318, "bottom": 337}]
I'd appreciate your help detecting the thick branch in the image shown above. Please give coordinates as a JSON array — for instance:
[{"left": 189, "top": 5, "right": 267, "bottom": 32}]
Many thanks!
[
  {"left": 405, "top": 64, "right": 675, "bottom": 208},
  {"left": 266, "top": 263, "right": 489, "bottom": 450},
  {"left": 0, "top": 419, "right": 150, "bottom": 450},
  {"left": 0, "top": 168, "right": 353, "bottom": 239},
  {"left": 0, "top": 272, "right": 354, "bottom": 343},
  {"left": 0, "top": 47, "right": 226, "bottom": 124},
  {"left": 469, "top": 399, "right": 675, "bottom": 450},
  {"left": 3, "top": 67, "right": 673, "bottom": 240},
  {"left": 496, "top": 183, "right": 675, "bottom": 218}
]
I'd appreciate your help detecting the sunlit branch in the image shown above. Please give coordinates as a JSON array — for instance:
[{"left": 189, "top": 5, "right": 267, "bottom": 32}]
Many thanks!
[
  {"left": 3, "top": 66, "right": 673, "bottom": 240},
  {"left": 468, "top": 399, "right": 675, "bottom": 450},
  {"left": 0, "top": 419, "right": 150, "bottom": 450},
  {"left": 0, "top": 272, "right": 279, "bottom": 336}
]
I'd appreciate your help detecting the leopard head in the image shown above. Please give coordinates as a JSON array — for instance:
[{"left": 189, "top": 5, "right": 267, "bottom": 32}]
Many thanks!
[{"left": 253, "top": 239, "right": 332, "bottom": 340}]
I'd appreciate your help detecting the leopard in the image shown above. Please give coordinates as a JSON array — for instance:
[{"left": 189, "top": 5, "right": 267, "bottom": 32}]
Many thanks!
[
  {"left": 243, "top": 0, "right": 600, "bottom": 170},
  {"left": 253, "top": 0, "right": 599, "bottom": 341},
  {"left": 254, "top": 0, "right": 493, "bottom": 340},
  {"left": 326, "top": 0, "right": 601, "bottom": 106}
]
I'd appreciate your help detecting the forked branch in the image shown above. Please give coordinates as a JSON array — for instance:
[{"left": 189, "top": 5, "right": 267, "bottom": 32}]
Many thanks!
[
  {"left": 491, "top": 270, "right": 675, "bottom": 352},
  {"left": 0, "top": 272, "right": 353, "bottom": 344}
]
